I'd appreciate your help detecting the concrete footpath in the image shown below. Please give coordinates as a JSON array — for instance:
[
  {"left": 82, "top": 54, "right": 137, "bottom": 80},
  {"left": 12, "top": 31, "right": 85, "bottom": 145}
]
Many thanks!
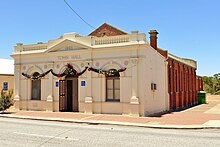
[{"left": 1, "top": 95, "right": 220, "bottom": 129}]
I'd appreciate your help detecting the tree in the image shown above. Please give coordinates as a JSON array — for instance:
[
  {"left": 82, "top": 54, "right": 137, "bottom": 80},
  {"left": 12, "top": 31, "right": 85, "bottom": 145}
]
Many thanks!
[
  {"left": 0, "top": 89, "right": 13, "bottom": 113},
  {"left": 213, "top": 73, "right": 220, "bottom": 80},
  {"left": 203, "top": 73, "right": 220, "bottom": 94}
]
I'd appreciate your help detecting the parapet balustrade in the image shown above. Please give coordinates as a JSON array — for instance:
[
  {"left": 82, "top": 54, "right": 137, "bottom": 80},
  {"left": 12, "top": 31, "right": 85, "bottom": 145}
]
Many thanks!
[
  {"left": 14, "top": 45, "right": 47, "bottom": 53},
  {"left": 94, "top": 35, "right": 129, "bottom": 45},
  {"left": 93, "top": 33, "right": 146, "bottom": 46}
]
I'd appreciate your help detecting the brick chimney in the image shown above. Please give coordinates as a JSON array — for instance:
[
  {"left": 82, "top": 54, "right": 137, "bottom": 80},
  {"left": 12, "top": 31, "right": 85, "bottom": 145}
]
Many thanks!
[{"left": 149, "top": 30, "right": 159, "bottom": 51}]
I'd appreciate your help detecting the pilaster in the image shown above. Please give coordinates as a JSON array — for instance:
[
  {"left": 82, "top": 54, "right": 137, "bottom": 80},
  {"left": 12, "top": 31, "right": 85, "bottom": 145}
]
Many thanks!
[
  {"left": 130, "top": 58, "right": 138, "bottom": 97},
  {"left": 164, "top": 61, "right": 169, "bottom": 111},
  {"left": 46, "top": 63, "right": 54, "bottom": 111},
  {"left": 86, "top": 60, "right": 92, "bottom": 97},
  {"left": 84, "top": 97, "right": 93, "bottom": 114},
  {"left": 14, "top": 64, "right": 21, "bottom": 110},
  {"left": 85, "top": 60, "right": 93, "bottom": 113},
  {"left": 130, "top": 58, "right": 139, "bottom": 116}
]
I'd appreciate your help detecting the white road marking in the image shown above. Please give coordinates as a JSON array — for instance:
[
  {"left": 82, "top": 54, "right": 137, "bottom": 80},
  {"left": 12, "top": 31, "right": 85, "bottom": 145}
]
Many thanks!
[{"left": 13, "top": 132, "right": 79, "bottom": 141}]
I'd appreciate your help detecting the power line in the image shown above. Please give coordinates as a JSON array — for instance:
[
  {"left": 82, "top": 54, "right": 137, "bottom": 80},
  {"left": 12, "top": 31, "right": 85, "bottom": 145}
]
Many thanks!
[{"left": 63, "top": 0, "right": 95, "bottom": 29}]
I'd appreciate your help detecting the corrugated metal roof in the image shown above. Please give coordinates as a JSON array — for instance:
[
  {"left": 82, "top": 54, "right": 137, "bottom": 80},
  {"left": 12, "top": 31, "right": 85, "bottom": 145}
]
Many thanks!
[{"left": 0, "top": 58, "right": 14, "bottom": 75}]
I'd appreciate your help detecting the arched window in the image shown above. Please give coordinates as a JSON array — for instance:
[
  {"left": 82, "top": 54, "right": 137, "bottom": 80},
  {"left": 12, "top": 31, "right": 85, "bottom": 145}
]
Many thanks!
[
  {"left": 106, "top": 69, "right": 120, "bottom": 102},
  {"left": 31, "top": 72, "right": 41, "bottom": 100}
]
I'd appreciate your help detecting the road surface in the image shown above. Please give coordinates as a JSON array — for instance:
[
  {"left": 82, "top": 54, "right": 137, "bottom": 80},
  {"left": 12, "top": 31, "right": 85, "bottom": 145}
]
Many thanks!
[{"left": 0, "top": 117, "right": 220, "bottom": 147}]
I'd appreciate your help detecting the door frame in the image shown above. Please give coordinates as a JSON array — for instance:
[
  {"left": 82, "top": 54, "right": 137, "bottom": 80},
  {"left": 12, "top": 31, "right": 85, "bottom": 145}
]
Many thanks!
[{"left": 59, "top": 77, "right": 78, "bottom": 112}]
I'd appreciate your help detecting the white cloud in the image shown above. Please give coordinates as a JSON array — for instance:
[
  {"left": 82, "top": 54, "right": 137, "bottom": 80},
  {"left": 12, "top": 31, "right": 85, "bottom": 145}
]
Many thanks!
[{"left": 0, "top": 59, "right": 14, "bottom": 74}]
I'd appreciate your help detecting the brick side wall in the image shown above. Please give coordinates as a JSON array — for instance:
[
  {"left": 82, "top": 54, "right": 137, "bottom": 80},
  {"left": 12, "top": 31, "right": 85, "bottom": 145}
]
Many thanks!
[
  {"left": 168, "top": 58, "right": 198, "bottom": 111},
  {"left": 196, "top": 76, "right": 203, "bottom": 91},
  {"left": 157, "top": 48, "right": 168, "bottom": 58},
  {"left": 88, "top": 23, "right": 127, "bottom": 37}
]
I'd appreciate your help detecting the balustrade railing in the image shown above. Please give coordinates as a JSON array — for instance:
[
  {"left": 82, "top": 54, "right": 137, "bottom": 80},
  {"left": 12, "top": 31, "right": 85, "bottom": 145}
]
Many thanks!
[{"left": 94, "top": 35, "right": 129, "bottom": 45}]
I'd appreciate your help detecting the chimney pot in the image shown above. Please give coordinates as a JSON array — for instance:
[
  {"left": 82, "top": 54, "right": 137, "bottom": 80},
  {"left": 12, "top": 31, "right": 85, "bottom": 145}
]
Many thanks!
[
  {"left": 149, "top": 30, "right": 159, "bottom": 50},
  {"left": 16, "top": 43, "right": 23, "bottom": 46},
  {"left": 131, "top": 30, "right": 139, "bottom": 34}
]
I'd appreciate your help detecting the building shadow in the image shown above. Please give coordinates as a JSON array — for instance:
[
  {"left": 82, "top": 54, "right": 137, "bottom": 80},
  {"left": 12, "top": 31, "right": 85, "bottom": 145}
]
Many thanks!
[
  {"left": 0, "top": 111, "right": 16, "bottom": 115},
  {"left": 147, "top": 103, "right": 205, "bottom": 117}
]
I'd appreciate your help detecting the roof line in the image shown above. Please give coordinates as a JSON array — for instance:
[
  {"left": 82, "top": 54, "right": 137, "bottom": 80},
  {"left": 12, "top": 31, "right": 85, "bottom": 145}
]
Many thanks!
[
  {"left": 88, "top": 22, "right": 128, "bottom": 35},
  {"left": 0, "top": 74, "right": 14, "bottom": 76}
]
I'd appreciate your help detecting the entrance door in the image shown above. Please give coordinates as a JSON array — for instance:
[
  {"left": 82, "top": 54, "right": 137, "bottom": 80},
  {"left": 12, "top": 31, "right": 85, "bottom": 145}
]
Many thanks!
[
  {"left": 59, "top": 80, "right": 66, "bottom": 111},
  {"left": 72, "top": 78, "right": 78, "bottom": 112},
  {"left": 67, "top": 80, "right": 73, "bottom": 111},
  {"left": 59, "top": 78, "right": 78, "bottom": 112}
]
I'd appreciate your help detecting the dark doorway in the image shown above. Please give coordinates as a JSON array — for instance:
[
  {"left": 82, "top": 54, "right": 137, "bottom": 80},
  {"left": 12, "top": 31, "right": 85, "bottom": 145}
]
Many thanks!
[
  {"left": 59, "top": 78, "right": 78, "bottom": 112},
  {"left": 67, "top": 80, "right": 73, "bottom": 111},
  {"left": 72, "top": 78, "right": 78, "bottom": 112}
]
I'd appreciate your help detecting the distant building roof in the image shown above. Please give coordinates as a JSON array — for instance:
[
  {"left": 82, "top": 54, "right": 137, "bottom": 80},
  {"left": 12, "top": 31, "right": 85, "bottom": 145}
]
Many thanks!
[
  {"left": 88, "top": 23, "right": 128, "bottom": 37},
  {"left": 0, "top": 59, "right": 14, "bottom": 75}
]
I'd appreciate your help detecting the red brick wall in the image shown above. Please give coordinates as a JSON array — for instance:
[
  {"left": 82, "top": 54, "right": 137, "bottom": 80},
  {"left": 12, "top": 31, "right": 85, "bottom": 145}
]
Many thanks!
[
  {"left": 88, "top": 23, "right": 127, "bottom": 37},
  {"left": 168, "top": 58, "right": 198, "bottom": 111},
  {"left": 157, "top": 48, "right": 168, "bottom": 58},
  {"left": 196, "top": 76, "right": 203, "bottom": 91}
]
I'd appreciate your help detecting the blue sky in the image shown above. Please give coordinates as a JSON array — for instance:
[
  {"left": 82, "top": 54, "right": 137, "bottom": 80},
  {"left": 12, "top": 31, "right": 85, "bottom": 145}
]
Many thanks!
[{"left": 0, "top": 0, "right": 219, "bottom": 76}]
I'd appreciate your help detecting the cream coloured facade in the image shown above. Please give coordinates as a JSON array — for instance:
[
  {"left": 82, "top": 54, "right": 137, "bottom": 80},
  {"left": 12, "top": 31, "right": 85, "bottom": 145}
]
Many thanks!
[{"left": 11, "top": 23, "right": 170, "bottom": 116}]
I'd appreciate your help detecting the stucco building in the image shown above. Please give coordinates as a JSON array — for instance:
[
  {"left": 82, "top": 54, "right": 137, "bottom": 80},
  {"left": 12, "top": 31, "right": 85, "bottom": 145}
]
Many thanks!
[
  {"left": 0, "top": 59, "right": 14, "bottom": 93},
  {"left": 11, "top": 23, "right": 202, "bottom": 116}
]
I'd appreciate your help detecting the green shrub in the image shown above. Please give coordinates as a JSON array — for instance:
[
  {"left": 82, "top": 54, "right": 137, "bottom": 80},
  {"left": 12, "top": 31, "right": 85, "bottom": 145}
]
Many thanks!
[
  {"left": 0, "top": 89, "right": 13, "bottom": 113},
  {"left": 214, "top": 90, "right": 220, "bottom": 95}
]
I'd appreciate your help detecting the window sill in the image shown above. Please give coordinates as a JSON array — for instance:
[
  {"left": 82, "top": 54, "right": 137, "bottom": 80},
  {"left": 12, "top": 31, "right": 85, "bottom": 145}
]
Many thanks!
[
  {"left": 31, "top": 99, "right": 41, "bottom": 101},
  {"left": 106, "top": 100, "right": 120, "bottom": 102}
]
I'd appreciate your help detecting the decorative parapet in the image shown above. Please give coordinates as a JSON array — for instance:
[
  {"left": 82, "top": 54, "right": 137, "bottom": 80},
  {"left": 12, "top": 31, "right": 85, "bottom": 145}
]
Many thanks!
[
  {"left": 14, "top": 43, "right": 47, "bottom": 53},
  {"left": 23, "top": 46, "right": 47, "bottom": 51},
  {"left": 13, "top": 33, "right": 146, "bottom": 53},
  {"left": 93, "top": 33, "right": 146, "bottom": 46},
  {"left": 94, "top": 35, "right": 129, "bottom": 45}
]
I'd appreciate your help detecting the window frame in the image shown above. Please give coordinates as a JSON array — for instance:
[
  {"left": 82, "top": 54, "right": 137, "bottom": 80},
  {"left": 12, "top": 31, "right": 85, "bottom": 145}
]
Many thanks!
[
  {"left": 31, "top": 72, "right": 41, "bottom": 100},
  {"left": 3, "top": 82, "right": 8, "bottom": 91},
  {"left": 106, "top": 77, "right": 120, "bottom": 102}
]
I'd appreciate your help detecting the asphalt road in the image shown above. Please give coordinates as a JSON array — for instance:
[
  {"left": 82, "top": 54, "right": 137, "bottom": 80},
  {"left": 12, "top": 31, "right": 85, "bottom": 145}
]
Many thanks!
[{"left": 0, "top": 117, "right": 220, "bottom": 147}]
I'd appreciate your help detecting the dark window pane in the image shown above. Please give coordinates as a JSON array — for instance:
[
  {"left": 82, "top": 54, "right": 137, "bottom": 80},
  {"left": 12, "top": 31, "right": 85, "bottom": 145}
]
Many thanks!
[
  {"left": 107, "top": 90, "right": 114, "bottom": 99},
  {"left": 107, "top": 79, "right": 113, "bottom": 89},
  {"left": 31, "top": 72, "right": 41, "bottom": 100},
  {"left": 3, "top": 82, "right": 8, "bottom": 90},
  {"left": 114, "top": 90, "right": 120, "bottom": 100},
  {"left": 114, "top": 79, "right": 120, "bottom": 89}
]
